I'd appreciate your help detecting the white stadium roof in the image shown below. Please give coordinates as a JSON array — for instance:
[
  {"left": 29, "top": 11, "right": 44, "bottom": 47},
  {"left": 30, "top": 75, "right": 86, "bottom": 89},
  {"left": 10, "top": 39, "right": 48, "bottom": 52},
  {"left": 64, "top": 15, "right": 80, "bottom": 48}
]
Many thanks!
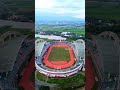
[
  {"left": 35, "top": 34, "right": 66, "bottom": 40},
  {"left": 35, "top": 39, "right": 46, "bottom": 57},
  {"left": 0, "top": 34, "right": 26, "bottom": 72}
]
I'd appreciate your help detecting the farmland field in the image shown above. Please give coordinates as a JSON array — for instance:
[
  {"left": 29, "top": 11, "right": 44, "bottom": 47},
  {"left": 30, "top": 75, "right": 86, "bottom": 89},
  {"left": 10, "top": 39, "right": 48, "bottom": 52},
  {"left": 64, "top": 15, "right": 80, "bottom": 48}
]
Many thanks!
[{"left": 39, "top": 25, "right": 85, "bottom": 35}]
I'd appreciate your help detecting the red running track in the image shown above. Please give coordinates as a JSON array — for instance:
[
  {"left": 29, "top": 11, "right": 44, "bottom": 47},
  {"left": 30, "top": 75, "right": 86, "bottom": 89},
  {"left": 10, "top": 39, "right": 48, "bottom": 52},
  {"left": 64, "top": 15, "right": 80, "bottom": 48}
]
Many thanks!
[
  {"left": 18, "top": 54, "right": 35, "bottom": 90},
  {"left": 43, "top": 43, "right": 75, "bottom": 69},
  {"left": 85, "top": 55, "right": 95, "bottom": 90}
]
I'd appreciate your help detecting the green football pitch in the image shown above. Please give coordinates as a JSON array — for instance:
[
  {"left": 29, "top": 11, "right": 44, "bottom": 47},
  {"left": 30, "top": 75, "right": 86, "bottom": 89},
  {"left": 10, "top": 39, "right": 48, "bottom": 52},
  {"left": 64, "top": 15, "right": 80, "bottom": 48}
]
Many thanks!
[{"left": 48, "top": 47, "right": 70, "bottom": 61}]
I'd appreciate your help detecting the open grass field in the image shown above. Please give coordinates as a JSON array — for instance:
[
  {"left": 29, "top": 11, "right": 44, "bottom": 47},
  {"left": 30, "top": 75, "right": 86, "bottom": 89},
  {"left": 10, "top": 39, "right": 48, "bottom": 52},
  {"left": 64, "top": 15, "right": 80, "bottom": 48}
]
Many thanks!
[
  {"left": 48, "top": 47, "right": 70, "bottom": 61},
  {"left": 40, "top": 25, "right": 85, "bottom": 36},
  {"left": 36, "top": 71, "right": 85, "bottom": 89}
]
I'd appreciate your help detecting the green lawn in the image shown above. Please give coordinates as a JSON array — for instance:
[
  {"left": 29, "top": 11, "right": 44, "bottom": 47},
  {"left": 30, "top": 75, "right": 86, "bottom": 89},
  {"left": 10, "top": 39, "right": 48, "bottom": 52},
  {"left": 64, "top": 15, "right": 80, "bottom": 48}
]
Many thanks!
[
  {"left": 36, "top": 71, "right": 85, "bottom": 89},
  {"left": 48, "top": 47, "right": 70, "bottom": 61}
]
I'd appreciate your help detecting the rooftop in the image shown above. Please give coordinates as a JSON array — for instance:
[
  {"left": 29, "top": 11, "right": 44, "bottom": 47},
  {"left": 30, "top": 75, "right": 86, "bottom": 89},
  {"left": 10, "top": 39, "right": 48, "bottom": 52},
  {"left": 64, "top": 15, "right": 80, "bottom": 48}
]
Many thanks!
[{"left": 0, "top": 35, "right": 26, "bottom": 72}]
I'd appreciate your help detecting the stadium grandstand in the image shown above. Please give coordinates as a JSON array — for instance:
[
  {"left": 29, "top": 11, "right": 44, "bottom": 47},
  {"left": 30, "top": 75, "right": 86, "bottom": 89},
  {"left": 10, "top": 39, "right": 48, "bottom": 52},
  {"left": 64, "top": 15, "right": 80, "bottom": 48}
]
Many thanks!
[
  {"left": 86, "top": 31, "right": 120, "bottom": 90},
  {"left": 0, "top": 31, "right": 26, "bottom": 74},
  {"left": 73, "top": 39, "right": 85, "bottom": 65},
  {"left": 0, "top": 31, "right": 26, "bottom": 89},
  {"left": 35, "top": 39, "right": 85, "bottom": 78},
  {"left": 35, "top": 39, "right": 46, "bottom": 58},
  {"left": 0, "top": 31, "right": 34, "bottom": 90}
]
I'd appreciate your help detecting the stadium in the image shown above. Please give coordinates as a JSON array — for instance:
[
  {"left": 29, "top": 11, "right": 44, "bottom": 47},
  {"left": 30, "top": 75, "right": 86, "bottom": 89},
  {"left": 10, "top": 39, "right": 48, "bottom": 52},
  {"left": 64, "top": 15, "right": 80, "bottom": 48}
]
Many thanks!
[{"left": 35, "top": 39, "right": 85, "bottom": 78}]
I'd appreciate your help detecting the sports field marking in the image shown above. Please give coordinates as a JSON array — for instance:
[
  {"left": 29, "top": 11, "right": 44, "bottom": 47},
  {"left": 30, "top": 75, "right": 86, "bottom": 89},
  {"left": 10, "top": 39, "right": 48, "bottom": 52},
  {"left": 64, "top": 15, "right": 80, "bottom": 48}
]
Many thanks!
[{"left": 48, "top": 47, "right": 70, "bottom": 61}]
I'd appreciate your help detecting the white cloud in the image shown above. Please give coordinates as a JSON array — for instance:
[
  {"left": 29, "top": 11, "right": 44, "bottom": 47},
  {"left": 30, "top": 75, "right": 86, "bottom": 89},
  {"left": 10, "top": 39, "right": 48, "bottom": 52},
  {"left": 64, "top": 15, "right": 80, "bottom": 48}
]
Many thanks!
[
  {"left": 35, "top": 0, "right": 85, "bottom": 19},
  {"left": 35, "top": 0, "right": 84, "bottom": 9},
  {"left": 35, "top": 0, "right": 57, "bottom": 9},
  {"left": 73, "top": 15, "right": 85, "bottom": 19}
]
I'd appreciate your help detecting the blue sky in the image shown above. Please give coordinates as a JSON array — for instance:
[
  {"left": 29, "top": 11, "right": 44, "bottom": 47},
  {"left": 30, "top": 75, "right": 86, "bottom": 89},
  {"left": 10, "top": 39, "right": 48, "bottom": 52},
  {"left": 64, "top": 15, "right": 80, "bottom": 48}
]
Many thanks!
[{"left": 35, "top": 0, "right": 85, "bottom": 21}]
